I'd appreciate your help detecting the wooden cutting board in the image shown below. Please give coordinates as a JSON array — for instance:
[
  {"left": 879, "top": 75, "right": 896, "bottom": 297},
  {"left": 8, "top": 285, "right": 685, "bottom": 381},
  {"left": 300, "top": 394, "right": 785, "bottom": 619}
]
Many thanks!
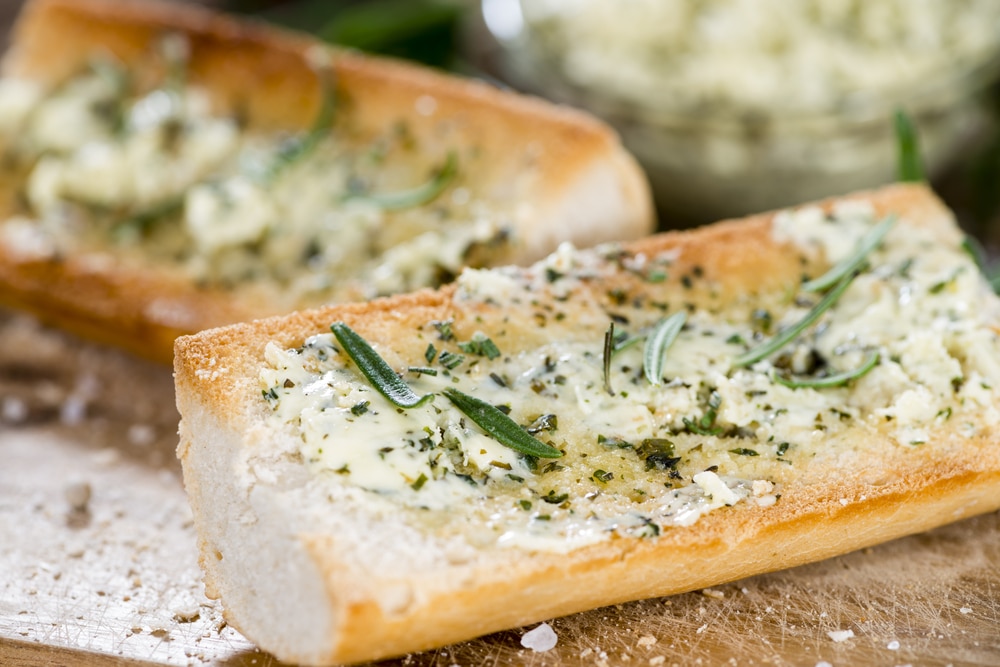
[{"left": 1, "top": 307, "right": 999, "bottom": 667}]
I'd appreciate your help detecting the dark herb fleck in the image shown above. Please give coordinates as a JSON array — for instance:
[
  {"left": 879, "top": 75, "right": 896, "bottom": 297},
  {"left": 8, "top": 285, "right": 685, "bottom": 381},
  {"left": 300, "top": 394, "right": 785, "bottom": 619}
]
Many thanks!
[
  {"left": 410, "top": 473, "right": 428, "bottom": 491},
  {"left": 592, "top": 469, "right": 613, "bottom": 483},
  {"left": 730, "top": 448, "right": 759, "bottom": 456},
  {"left": 542, "top": 490, "right": 569, "bottom": 504}
]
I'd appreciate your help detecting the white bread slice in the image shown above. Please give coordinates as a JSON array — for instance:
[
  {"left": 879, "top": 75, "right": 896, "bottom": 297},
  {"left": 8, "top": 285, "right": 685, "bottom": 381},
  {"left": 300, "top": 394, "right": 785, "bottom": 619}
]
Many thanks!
[
  {"left": 0, "top": 0, "right": 652, "bottom": 364},
  {"left": 174, "top": 183, "right": 1000, "bottom": 664}
]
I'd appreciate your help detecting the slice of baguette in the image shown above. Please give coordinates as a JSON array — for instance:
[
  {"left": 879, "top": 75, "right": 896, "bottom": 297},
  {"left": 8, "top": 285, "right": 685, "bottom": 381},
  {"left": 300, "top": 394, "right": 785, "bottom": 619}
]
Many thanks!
[
  {"left": 0, "top": 0, "right": 652, "bottom": 364},
  {"left": 174, "top": 182, "right": 1000, "bottom": 665}
]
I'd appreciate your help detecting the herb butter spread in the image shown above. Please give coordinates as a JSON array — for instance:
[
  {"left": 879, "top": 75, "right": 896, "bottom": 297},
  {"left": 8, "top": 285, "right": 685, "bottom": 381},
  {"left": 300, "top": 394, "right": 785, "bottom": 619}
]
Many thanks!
[
  {"left": 0, "top": 40, "right": 516, "bottom": 309},
  {"left": 261, "top": 201, "right": 1000, "bottom": 553}
]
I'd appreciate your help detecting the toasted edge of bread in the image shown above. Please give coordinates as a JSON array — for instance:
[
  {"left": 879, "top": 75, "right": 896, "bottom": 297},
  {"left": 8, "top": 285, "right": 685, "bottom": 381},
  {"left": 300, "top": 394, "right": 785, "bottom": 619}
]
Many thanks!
[
  {"left": 0, "top": 0, "right": 653, "bottom": 363},
  {"left": 173, "top": 182, "right": 1000, "bottom": 664}
]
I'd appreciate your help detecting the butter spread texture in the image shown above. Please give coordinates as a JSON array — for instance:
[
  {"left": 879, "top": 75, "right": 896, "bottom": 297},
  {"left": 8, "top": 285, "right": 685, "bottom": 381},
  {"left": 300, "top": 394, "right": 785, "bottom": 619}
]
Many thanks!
[{"left": 260, "top": 200, "right": 1000, "bottom": 553}]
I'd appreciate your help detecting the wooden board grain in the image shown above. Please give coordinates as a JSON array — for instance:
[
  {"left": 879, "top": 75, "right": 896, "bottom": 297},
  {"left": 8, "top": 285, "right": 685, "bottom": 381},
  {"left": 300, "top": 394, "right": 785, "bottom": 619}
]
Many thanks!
[{"left": 1, "top": 307, "right": 999, "bottom": 667}]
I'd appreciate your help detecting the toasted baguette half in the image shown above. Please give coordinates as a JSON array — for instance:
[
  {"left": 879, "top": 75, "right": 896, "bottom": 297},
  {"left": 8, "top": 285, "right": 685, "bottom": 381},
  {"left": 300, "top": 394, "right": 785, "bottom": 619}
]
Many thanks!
[
  {"left": 174, "top": 183, "right": 1000, "bottom": 665},
  {"left": 0, "top": 0, "right": 651, "bottom": 364}
]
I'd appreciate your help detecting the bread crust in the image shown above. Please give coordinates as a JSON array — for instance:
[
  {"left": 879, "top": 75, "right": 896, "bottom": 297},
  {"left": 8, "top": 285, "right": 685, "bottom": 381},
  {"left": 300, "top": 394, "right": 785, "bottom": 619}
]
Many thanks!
[
  {"left": 0, "top": 0, "right": 652, "bottom": 363},
  {"left": 175, "top": 183, "right": 1000, "bottom": 664}
]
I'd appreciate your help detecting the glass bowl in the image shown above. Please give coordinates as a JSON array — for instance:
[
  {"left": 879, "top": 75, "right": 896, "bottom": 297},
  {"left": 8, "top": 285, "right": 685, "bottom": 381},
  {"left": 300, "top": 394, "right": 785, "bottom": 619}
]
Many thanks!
[{"left": 478, "top": 0, "right": 1000, "bottom": 226}]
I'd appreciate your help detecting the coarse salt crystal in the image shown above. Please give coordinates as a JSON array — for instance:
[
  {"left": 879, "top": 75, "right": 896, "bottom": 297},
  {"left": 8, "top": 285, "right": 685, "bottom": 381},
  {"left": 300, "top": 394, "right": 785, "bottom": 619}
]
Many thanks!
[
  {"left": 521, "top": 622, "right": 557, "bottom": 652},
  {"left": 887, "top": 640, "right": 900, "bottom": 650},
  {"left": 827, "top": 629, "right": 854, "bottom": 643}
]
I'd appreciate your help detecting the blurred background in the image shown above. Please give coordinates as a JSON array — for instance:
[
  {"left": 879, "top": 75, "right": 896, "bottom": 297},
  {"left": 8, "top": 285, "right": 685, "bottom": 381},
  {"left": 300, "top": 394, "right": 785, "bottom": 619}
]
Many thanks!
[{"left": 4, "top": 0, "right": 1000, "bottom": 248}]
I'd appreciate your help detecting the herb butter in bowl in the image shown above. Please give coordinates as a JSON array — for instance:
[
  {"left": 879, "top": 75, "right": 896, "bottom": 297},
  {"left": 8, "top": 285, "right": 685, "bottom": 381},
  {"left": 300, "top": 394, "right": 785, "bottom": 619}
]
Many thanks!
[{"left": 481, "top": 0, "right": 1000, "bottom": 224}]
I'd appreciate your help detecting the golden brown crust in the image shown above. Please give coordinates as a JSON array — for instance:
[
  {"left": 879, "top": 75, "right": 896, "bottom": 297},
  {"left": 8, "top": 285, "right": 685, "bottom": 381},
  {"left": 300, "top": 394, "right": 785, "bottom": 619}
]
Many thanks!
[
  {"left": 174, "top": 182, "right": 1000, "bottom": 664},
  {"left": 0, "top": 0, "right": 653, "bottom": 364}
]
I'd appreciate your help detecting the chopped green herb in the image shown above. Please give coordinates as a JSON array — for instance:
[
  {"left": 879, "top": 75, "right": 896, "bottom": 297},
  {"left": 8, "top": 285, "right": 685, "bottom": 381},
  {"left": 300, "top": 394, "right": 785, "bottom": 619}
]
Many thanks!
[
  {"left": 541, "top": 490, "right": 569, "bottom": 504},
  {"left": 750, "top": 309, "right": 773, "bottom": 334},
  {"left": 598, "top": 434, "right": 633, "bottom": 449},
  {"left": 458, "top": 332, "right": 501, "bottom": 359},
  {"left": 518, "top": 499, "right": 532, "bottom": 511},
  {"left": 424, "top": 343, "right": 437, "bottom": 363},
  {"left": 592, "top": 469, "right": 613, "bottom": 483},
  {"left": 776, "top": 442, "right": 790, "bottom": 456},
  {"left": 350, "top": 400, "right": 370, "bottom": 416},
  {"left": 438, "top": 350, "right": 465, "bottom": 370},
  {"left": 432, "top": 320, "right": 455, "bottom": 341},
  {"left": 638, "top": 517, "right": 660, "bottom": 537},
  {"left": 730, "top": 448, "right": 759, "bottom": 457},
  {"left": 527, "top": 413, "right": 558, "bottom": 434},
  {"left": 647, "top": 269, "right": 667, "bottom": 283},
  {"left": 683, "top": 392, "right": 723, "bottom": 436},
  {"left": 407, "top": 366, "right": 438, "bottom": 376},
  {"left": 410, "top": 473, "right": 428, "bottom": 491}
]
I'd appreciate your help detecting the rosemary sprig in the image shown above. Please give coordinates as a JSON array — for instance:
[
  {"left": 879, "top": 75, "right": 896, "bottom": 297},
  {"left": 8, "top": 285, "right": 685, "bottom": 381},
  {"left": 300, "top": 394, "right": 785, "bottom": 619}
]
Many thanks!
[
  {"left": 347, "top": 151, "right": 457, "bottom": 210},
  {"left": 894, "top": 109, "right": 924, "bottom": 183},
  {"left": 603, "top": 322, "right": 615, "bottom": 395},
  {"left": 331, "top": 322, "right": 432, "bottom": 408},
  {"left": 801, "top": 215, "right": 897, "bottom": 292},
  {"left": 962, "top": 235, "right": 1000, "bottom": 294},
  {"left": 263, "top": 63, "right": 337, "bottom": 181},
  {"left": 612, "top": 332, "right": 643, "bottom": 355},
  {"left": 643, "top": 312, "right": 686, "bottom": 385},
  {"left": 111, "top": 195, "right": 186, "bottom": 240},
  {"left": 772, "top": 351, "right": 880, "bottom": 389},
  {"left": 733, "top": 271, "right": 857, "bottom": 368},
  {"left": 442, "top": 388, "right": 563, "bottom": 458}
]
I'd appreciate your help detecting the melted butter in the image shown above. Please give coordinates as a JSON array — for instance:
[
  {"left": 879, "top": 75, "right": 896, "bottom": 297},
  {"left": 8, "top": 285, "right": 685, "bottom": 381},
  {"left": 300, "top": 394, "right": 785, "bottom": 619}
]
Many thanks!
[{"left": 262, "top": 183, "right": 1000, "bottom": 554}]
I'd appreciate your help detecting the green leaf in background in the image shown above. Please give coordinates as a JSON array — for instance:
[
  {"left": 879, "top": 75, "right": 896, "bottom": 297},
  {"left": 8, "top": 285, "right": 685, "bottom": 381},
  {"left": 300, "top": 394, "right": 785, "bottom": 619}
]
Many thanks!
[
  {"left": 230, "top": 0, "right": 463, "bottom": 69},
  {"left": 894, "top": 109, "right": 925, "bottom": 183}
]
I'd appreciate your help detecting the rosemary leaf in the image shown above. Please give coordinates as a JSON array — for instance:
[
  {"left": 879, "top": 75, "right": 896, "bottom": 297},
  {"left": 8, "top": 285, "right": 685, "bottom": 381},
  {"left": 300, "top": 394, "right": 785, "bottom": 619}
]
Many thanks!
[
  {"left": 801, "top": 215, "right": 897, "bottom": 292},
  {"left": 443, "top": 388, "right": 563, "bottom": 458},
  {"left": 643, "top": 311, "right": 687, "bottom": 385},
  {"left": 111, "top": 196, "right": 185, "bottom": 239},
  {"left": 603, "top": 322, "right": 615, "bottom": 395},
  {"left": 894, "top": 109, "right": 924, "bottom": 183},
  {"left": 348, "top": 151, "right": 458, "bottom": 210},
  {"left": 612, "top": 333, "right": 643, "bottom": 355},
  {"left": 265, "top": 63, "right": 336, "bottom": 180},
  {"left": 331, "top": 322, "right": 432, "bottom": 408},
  {"left": 772, "top": 351, "right": 880, "bottom": 389},
  {"left": 733, "top": 271, "right": 857, "bottom": 368}
]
